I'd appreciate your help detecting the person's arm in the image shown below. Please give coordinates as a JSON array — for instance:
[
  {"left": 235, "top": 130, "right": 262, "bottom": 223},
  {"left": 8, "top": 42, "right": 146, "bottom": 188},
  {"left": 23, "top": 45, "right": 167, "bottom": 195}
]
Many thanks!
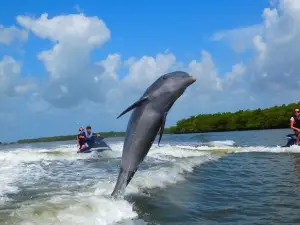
[
  {"left": 76, "top": 135, "right": 79, "bottom": 146},
  {"left": 79, "top": 132, "right": 87, "bottom": 138},
  {"left": 290, "top": 118, "right": 300, "bottom": 131},
  {"left": 93, "top": 132, "right": 101, "bottom": 137}
]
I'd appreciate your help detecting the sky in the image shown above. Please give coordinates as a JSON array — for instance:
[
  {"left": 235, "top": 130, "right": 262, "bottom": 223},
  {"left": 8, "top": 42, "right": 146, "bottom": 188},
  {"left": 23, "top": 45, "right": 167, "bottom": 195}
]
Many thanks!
[{"left": 1, "top": 0, "right": 300, "bottom": 142}]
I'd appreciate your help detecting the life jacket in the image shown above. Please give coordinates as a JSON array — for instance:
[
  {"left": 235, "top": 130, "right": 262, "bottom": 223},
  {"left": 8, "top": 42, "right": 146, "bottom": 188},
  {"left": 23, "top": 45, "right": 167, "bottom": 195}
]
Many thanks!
[
  {"left": 293, "top": 115, "right": 300, "bottom": 128},
  {"left": 85, "top": 131, "right": 95, "bottom": 148},
  {"left": 86, "top": 131, "right": 94, "bottom": 139},
  {"left": 77, "top": 132, "right": 86, "bottom": 139},
  {"left": 77, "top": 132, "right": 86, "bottom": 146}
]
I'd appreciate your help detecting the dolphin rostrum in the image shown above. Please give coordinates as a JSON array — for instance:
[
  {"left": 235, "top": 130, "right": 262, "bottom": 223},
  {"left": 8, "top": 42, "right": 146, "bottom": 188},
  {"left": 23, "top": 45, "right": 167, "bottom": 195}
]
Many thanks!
[{"left": 111, "top": 71, "right": 196, "bottom": 198}]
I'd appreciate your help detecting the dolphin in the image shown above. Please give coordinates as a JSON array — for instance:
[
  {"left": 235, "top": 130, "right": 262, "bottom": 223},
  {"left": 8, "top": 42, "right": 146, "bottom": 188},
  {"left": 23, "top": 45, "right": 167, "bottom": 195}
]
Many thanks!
[{"left": 111, "top": 71, "right": 196, "bottom": 198}]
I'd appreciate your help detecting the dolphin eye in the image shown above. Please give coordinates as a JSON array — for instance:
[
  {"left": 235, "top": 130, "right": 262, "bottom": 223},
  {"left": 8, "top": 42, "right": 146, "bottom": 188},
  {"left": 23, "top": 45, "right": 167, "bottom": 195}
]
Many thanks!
[{"left": 162, "top": 76, "right": 167, "bottom": 80}]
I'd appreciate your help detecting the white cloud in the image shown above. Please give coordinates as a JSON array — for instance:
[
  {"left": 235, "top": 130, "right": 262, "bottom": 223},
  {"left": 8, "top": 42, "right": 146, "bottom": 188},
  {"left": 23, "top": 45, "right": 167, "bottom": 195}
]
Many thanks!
[
  {"left": 0, "top": 56, "right": 35, "bottom": 99},
  {"left": 211, "top": 24, "right": 263, "bottom": 53},
  {"left": 13, "top": 12, "right": 239, "bottom": 120},
  {"left": 98, "top": 53, "right": 184, "bottom": 118},
  {"left": 210, "top": 0, "right": 300, "bottom": 106},
  {"left": 248, "top": 0, "right": 300, "bottom": 96},
  {"left": 17, "top": 13, "right": 110, "bottom": 80},
  {"left": 74, "top": 4, "right": 83, "bottom": 13},
  {"left": 16, "top": 1, "right": 300, "bottom": 107},
  {"left": 223, "top": 62, "right": 247, "bottom": 91},
  {"left": 16, "top": 13, "right": 114, "bottom": 108},
  {"left": 187, "top": 50, "right": 223, "bottom": 93},
  {"left": 0, "top": 25, "right": 28, "bottom": 45},
  {"left": 98, "top": 53, "right": 122, "bottom": 79},
  {"left": 2, "top": 0, "right": 300, "bottom": 141},
  {"left": 123, "top": 53, "right": 179, "bottom": 90},
  {"left": 11, "top": 11, "right": 264, "bottom": 124}
]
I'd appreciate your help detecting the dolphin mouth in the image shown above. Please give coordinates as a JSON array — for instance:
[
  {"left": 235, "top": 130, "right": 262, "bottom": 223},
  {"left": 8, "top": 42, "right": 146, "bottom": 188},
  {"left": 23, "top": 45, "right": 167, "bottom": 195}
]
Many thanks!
[{"left": 188, "top": 76, "right": 197, "bottom": 84}]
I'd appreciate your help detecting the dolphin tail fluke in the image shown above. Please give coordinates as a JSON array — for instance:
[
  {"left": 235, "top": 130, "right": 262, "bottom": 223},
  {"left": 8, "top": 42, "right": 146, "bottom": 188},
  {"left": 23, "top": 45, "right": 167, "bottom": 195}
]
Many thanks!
[{"left": 117, "top": 96, "right": 149, "bottom": 119}]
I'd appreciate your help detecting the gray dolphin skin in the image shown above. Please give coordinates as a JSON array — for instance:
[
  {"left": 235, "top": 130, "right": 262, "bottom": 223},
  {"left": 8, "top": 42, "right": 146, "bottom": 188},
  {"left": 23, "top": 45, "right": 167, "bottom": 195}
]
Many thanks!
[{"left": 111, "top": 71, "right": 196, "bottom": 198}]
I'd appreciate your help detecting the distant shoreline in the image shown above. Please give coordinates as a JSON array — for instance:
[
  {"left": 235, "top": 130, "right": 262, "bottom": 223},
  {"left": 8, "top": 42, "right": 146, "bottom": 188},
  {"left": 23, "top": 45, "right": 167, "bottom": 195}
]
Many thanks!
[
  {"left": 168, "top": 102, "right": 300, "bottom": 134},
  {"left": 171, "top": 127, "right": 290, "bottom": 134},
  {"left": 13, "top": 130, "right": 174, "bottom": 144},
  {"left": 14, "top": 131, "right": 126, "bottom": 144},
  {"left": 1, "top": 101, "right": 299, "bottom": 145},
  {"left": 0, "top": 127, "right": 291, "bottom": 145}
]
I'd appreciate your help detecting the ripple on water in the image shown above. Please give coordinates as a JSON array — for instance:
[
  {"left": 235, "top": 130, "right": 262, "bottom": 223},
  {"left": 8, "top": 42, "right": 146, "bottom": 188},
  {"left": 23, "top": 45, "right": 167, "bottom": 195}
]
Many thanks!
[
  {"left": 130, "top": 151, "right": 300, "bottom": 225},
  {"left": 1, "top": 131, "right": 300, "bottom": 224}
]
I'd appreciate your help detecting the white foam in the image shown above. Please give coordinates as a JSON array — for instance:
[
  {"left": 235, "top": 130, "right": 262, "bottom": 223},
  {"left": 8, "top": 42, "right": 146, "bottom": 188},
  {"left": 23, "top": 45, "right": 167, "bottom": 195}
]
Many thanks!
[
  {"left": 3, "top": 138, "right": 298, "bottom": 225},
  {"left": 0, "top": 161, "right": 20, "bottom": 205},
  {"left": 7, "top": 142, "right": 220, "bottom": 224},
  {"left": 129, "top": 155, "right": 218, "bottom": 191},
  {"left": 0, "top": 142, "right": 123, "bottom": 205},
  {"left": 239, "top": 145, "right": 300, "bottom": 153},
  {"left": 175, "top": 144, "right": 236, "bottom": 151},
  {"left": 210, "top": 140, "right": 235, "bottom": 146},
  {"left": 0, "top": 147, "right": 84, "bottom": 164},
  {"left": 93, "top": 147, "right": 220, "bottom": 196},
  {"left": 0, "top": 141, "right": 125, "bottom": 164},
  {"left": 148, "top": 144, "right": 211, "bottom": 160},
  {"left": 11, "top": 193, "right": 138, "bottom": 225},
  {"left": 175, "top": 142, "right": 300, "bottom": 154}
]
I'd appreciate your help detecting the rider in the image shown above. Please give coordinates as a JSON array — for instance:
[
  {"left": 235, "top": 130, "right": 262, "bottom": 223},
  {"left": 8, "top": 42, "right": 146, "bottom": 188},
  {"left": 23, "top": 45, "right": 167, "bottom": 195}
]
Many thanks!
[
  {"left": 77, "top": 127, "right": 87, "bottom": 151},
  {"left": 85, "top": 125, "right": 101, "bottom": 147},
  {"left": 290, "top": 108, "right": 300, "bottom": 145}
]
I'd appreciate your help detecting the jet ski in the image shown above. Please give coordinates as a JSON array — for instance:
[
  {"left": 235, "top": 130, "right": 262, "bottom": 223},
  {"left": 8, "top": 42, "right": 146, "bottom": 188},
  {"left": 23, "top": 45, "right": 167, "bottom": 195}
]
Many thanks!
[
  {"left": 282, "top": 134, "right": 299, "bottom": 147},
  {"left": 77, "top": 136, "right": 112, "bottom": 153}
]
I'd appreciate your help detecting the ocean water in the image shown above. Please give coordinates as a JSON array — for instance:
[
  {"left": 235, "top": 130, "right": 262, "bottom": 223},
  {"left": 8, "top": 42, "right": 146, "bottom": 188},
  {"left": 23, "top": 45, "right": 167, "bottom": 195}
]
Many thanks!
[{"left": 0, "top": 128, "right": 300, "bottom": 225}]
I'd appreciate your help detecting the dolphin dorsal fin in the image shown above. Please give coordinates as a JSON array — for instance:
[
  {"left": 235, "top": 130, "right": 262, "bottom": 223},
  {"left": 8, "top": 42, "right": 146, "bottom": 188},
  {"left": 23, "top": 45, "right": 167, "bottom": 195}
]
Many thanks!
[
  {"left": 158, "top": 112, "right": 167, "bottom": 146},
  {"left": 117, "top": 96, "right": 149, "bottom": 119}
]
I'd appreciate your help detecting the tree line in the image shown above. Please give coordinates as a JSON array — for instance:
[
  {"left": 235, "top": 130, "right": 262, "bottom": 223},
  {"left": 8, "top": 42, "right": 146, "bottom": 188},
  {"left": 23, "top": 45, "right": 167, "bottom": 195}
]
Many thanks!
[
  {"left": 168, "top": 102, "right": 300, "bottom": 133},
  {"left": 3, "top": 102, "right": 299, "bottom": 144},
  {"left": 16, "top": 131, "right": 125, "bottom": 144}
]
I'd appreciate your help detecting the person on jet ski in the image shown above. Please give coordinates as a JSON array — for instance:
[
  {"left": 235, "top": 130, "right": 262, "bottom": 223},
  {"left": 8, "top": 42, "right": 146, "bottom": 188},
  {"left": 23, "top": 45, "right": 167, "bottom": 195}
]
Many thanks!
[
  {"left": 85, "top": 125, "right": 102, "bottom": 148},
  {"left": 290, "top": 108, "right": 300, "bottom": 145},
  {"left": 77, "top": 127, "right": 87, "bottom": 152}
]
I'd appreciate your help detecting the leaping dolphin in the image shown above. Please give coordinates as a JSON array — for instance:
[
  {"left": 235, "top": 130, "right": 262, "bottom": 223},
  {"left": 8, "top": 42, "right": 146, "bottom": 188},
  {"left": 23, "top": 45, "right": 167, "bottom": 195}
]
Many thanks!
[{"left": 111, "top": 71, "right": 196, "bottom": 198}]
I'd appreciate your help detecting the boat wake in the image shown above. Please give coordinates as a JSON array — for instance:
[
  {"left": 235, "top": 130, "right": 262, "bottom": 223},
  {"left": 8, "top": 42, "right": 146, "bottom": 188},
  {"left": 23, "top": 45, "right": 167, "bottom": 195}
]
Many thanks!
[{"left": 0, "top": 138, "right": 300, "bottom": 224}]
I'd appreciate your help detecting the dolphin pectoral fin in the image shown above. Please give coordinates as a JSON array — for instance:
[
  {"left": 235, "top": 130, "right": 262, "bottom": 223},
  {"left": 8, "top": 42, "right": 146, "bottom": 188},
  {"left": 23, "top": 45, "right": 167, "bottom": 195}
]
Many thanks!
[
  {"left": 158, "top": 112, "right": 167, "bottom": 146},
  {"left": 117, "top": 96, "right": 149, "bottom": 119}
]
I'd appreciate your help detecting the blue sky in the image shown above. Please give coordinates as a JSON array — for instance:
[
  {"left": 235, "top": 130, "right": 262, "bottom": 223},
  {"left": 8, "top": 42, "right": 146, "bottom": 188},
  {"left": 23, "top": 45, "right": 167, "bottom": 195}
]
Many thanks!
[
  {"left": 1, "top": 0, "right": 269, "bottom": 76},
  {"left": 1, "top": 0, "right": 299, "bottom": 142}
]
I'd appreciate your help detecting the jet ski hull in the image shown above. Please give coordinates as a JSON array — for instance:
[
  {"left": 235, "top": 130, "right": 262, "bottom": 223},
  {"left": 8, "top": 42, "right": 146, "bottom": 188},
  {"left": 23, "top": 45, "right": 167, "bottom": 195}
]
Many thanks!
[
  {"left": 282, "top": 134, "right": 299, "bottom": 147},
  {"left": 77, "top": 136, "right": 112, "bottom": 153}
]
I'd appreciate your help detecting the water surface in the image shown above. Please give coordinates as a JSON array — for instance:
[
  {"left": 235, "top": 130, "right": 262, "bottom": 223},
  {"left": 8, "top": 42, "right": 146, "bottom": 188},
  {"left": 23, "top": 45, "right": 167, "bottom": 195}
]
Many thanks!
[{"left": 0, "top": 128, "right": 299, "bottom": 225}]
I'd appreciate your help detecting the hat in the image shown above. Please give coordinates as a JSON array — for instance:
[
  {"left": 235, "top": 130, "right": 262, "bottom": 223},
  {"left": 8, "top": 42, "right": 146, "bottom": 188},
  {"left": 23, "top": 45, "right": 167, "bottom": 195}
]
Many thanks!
[{"left": 86, "top": 125, "right": 91, "bottom": 129}]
